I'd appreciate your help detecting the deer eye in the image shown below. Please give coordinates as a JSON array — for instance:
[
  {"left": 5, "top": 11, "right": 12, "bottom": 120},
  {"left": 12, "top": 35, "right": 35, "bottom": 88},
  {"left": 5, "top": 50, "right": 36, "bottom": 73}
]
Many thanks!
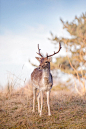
[{"left": 45, "top": 61, "right": 48, "bottom": 63}]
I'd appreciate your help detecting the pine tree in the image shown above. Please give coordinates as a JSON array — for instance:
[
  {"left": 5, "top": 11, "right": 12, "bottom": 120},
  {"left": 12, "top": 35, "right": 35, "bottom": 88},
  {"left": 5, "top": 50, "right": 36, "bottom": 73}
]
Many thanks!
[{"left": 50, "top": 13, "right": 86, "bottom": 95}]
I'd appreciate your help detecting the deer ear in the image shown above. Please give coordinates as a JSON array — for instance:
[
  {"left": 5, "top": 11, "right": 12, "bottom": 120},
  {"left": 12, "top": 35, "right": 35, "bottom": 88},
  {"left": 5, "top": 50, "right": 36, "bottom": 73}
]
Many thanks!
[{"left": 35, "top": 57, "right": 41, "bottom": 62}]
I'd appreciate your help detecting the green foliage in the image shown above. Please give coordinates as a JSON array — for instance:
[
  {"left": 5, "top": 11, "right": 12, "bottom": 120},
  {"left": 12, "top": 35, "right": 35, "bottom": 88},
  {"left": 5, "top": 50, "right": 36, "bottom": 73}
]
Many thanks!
[{"left": 50, "top": 13, "right": 86, "bottom": 79}]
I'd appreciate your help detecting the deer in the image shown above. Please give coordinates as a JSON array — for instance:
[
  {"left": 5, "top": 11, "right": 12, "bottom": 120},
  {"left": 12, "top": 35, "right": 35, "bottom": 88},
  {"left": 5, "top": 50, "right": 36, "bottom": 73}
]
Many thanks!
[{"left": 31, "top": 43, "right": 61, "bottom": 116}]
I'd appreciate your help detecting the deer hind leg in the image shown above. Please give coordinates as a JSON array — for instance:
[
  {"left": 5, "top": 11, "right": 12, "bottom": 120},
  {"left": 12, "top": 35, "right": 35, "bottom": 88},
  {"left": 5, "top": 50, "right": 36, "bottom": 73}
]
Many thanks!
[
  {"left": 47, "top": 91, "right": 51, "bottom": 116},
  {"left": 33, "top": 87, "right": 37, "bottom": 112}
]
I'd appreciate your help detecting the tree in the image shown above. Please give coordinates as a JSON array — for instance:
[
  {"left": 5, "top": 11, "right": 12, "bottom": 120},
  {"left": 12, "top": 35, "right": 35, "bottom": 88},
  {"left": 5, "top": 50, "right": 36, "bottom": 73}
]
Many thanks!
[{"left": 49, "top": 13, "right": 86, "bottom": 95}]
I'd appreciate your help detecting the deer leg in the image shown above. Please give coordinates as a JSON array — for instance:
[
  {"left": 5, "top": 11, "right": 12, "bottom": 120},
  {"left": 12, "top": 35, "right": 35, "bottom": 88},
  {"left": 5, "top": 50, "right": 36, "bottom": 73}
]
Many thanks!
[
  {"left": 47, "top": 91, "right": 51, "bottom": 116},
  {"left": 40, "top": 91, "right": 43, "bottom": 116},
  {"left": 33, "top": 88, "right": 37, "bottom": 112},
  {"left": 37, "top": 91, "right": 40, "bottom": 113}
]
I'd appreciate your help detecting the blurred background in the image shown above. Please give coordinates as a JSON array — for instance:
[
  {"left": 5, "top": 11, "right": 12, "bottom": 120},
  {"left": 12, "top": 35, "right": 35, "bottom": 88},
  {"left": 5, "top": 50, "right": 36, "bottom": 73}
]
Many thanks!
[{"left": 0, "top": 0, "right": 86, "bottom": 94}]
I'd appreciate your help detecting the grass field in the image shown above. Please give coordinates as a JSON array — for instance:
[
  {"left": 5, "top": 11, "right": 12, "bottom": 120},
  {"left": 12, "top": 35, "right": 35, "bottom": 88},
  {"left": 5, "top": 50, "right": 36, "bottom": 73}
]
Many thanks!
[{"left": 0, "top": 86, "right": 86, "bottom": 129}]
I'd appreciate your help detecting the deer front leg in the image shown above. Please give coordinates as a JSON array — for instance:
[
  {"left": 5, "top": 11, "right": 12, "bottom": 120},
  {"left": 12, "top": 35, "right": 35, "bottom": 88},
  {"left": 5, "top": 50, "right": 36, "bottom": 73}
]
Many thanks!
[
  {"left": 33, "top": 88, "right": 37, "bottom": 112},
  {"left": 40, "top": 91, "right": 43, "bottom": 116},
  {"left": 37, "top": 91, "right": 40, "bottom": 113},
  {"left": 47, "top": 91, "right": 51, "bottom": 116}
]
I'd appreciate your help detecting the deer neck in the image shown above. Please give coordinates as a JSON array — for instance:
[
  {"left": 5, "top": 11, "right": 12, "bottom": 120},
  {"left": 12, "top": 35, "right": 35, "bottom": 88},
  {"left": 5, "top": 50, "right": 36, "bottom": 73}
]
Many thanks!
[{"left": 42, "top": 68, "right": 50, "bottom": 78}]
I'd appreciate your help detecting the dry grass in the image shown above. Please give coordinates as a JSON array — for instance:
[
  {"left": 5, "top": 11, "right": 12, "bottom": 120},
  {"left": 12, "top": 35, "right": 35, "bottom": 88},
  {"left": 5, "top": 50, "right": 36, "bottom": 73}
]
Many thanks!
[{"left": 0, "top": 86, "right": 86, "bottom": 129}]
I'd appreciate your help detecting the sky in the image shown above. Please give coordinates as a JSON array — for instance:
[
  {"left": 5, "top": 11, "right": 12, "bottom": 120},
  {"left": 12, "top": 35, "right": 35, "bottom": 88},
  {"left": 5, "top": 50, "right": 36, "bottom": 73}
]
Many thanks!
[{"left": 0, "top": 0, "right": 86, "bottom": 88}]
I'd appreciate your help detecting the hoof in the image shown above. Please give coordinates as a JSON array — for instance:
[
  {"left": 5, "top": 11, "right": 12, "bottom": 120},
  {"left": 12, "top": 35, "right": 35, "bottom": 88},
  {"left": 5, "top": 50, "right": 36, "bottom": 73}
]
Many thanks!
[
  {"left": 48, "top": 113, "right": 51, "bottom": 116},
  {"left": 32, "top": 110, "right": 35, "bottom": 113},
  {"left": 40, "top": 111, "right": 42, "bottom": 116}
]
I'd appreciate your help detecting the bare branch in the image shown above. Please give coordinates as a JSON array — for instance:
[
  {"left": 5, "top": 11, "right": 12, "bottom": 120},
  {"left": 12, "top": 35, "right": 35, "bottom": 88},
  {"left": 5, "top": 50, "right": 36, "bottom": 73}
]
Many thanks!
[{"left": 29, "top": 60, "right": 38, "bottom": 67}]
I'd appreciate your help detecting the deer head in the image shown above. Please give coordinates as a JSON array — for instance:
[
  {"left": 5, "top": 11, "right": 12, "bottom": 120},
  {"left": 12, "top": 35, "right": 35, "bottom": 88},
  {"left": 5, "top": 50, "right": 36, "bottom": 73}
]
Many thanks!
[{"left": 35, "top": 43, "right": 62, "bottom": 69}]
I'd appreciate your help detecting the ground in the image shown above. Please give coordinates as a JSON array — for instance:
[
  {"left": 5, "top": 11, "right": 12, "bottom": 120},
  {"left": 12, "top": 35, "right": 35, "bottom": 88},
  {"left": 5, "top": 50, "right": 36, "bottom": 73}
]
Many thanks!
[{"left": 0, "top": 87, "right": 86, "bottom": 129}]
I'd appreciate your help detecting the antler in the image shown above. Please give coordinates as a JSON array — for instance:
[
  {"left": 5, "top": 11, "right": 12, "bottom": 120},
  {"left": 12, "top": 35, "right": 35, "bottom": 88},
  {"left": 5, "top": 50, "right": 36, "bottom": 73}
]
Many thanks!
[
  {"left": 46, "top": 42, "right": 62, "bottom": 58},
  {"left": 36, "top": 44, "right": 43, "bottom": 57}
]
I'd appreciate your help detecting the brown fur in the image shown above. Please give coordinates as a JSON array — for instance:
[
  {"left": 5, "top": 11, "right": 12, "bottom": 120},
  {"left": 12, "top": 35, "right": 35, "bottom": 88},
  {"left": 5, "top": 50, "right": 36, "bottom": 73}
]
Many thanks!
[
  {"left": 31, "top": 43, "right": 61, "bottom": 116},
  {"left": 31, "top": 67, "right": 53, "bottom": 91},
  {"left": 31, "top": 57, "right": 53, "bottom": 116},
  {"left": 31, "top": 68, "right": 42, "bottom": 86}
]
